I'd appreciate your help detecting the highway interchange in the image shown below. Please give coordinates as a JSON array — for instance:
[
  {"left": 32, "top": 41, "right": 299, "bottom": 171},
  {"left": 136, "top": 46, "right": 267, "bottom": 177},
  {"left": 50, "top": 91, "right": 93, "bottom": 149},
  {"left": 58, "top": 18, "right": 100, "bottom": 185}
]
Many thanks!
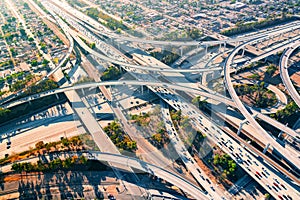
[{"left": 1, "top": 0, "right": 300, "bottom": 199}]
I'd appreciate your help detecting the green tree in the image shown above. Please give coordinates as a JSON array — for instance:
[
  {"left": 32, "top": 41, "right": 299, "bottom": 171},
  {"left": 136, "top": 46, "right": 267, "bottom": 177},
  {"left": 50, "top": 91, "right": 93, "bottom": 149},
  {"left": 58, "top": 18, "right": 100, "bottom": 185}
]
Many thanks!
[{"left": 35, "top": 141, "right": 45, "bottom": 150}]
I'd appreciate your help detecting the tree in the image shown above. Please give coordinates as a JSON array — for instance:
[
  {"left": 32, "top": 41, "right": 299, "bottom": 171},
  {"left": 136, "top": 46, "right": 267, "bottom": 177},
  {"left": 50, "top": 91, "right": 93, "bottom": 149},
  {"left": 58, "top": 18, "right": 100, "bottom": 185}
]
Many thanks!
[
  {"left": 79, "top": 155, "right": 87, "bottom": 164},
  {"left": 89, "top": 42, "right": 96, "bottom": 49},
  {"left": 31, "top": 59, "right": 38, "bottom": 67},
  {"left": 35, "top": 141, "right": 45, "bottom": 150}
]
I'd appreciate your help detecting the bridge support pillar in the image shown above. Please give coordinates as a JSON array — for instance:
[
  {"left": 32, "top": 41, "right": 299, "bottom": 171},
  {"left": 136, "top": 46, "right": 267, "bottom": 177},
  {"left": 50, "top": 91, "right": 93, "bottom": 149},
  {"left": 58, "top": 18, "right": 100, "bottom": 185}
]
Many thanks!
[
  {"left": 180, "top": 46, "right": 183, "bottom": 57},
  {"left": 141, "top": 86, "right": 144, "bottom": 95},
  {"left": 241, "top": 47, "right": 245, "bottom": 57},
  {"left": 263, "top": 143, "right": 270, "bottom": 154},
  {"left": 219, "top": 43, "right": 222, "bottom": 53},
  {"left": 266, "top": 39, "right": 270, "bottom": 48},
  {"left": 205, "top": 45, "right": 208, "bottom": 56},
  {"left": 278, "top": 131, "right": 283, "bottom": 138},
  {"left": 81, "top": 88, "right": 85, "bottom": 96},
  {"left": 55, "top": 93, "right": 59, "bottom": 100},
  {"left": 237, "top": 122, "right": 244, "bottom": 136}
]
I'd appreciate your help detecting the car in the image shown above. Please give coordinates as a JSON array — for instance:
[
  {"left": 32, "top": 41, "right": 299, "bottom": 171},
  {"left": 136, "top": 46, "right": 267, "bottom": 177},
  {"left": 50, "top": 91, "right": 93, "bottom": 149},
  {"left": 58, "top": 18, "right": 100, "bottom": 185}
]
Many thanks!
[
  {"left": 278, "top": 195, "right": 284, "bottom": 200},
  {"left": 261, "top": 171, "right": 267, "bottom": 178},
  {"left": 273, "top": 182, "right": 281, "bottom": 190},
  {"left": 254, "top": 174, "right": 261, "bottom": 180},
  {"left": 247, "top": 159, "right": 252, "bottom": 165},
  {"left": 196, "top": 168, "right": 201, "bottom": 174},
  {"left": 200, "top": 175, "right": 205, "bottom": 180},
  {"left": 282, "top": 195, "right": 289, "bottom": 200},
  {"left": 255, "top": 171, "right": 261, "bottom": 177},
  {"left": 210, "top": 186, "right": 215, "bottom": 191},
  {"left": 206, "top": 178, "right": 211, "bottom": 184},
  {"left": 280, "top": 184, "right": 287, "bottom": 190},
  {"left": 273, "top": 178, "right": 280, "bottom": 184},
  {"left": 272, "top": 185, "right": 278, "bottom": 192}
]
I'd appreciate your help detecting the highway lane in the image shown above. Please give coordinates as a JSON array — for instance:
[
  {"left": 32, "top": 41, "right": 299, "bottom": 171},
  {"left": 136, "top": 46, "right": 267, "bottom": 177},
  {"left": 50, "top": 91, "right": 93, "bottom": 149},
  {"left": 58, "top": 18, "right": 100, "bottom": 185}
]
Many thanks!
[
  {"left": 0, "top": 150, "right": 209, "bottom": 200},
  {"left": 50, "top": 3, "right": 300, "bottom": 141},
  {"left": 9, "top": 0, "right": 300, "bottom": 196},
  {"left": 161, "top": 102, "right": 226, "bottom": 200},
  {"left": 279, "top": 41, "right": 300, "bottom": 108},
  {"left": 224, "top": 37, "right": 300, "bottom": 173},
  {"left": 152, "top": 83, "right": 300, "bottom": 200},
  {"left": 88, "top": 151, "right": 210, "bottom": 200},
  {"left": 243, "top": 35, "right": 300, "bottom": 68},
  {"left": 62, "top": 14, "right": 300, "bottom": 140},
  {"left": 70, "top": 30, "right": 223, "bottom": 73},
  {"left": 3, "top": 77, "right": 300, "bottom": 142},
  {"left": 49, "top": 0, "right": 300, "bottom": 49},
  {"left": 79, "top": 51, "right": 188, "bottom": 183}
]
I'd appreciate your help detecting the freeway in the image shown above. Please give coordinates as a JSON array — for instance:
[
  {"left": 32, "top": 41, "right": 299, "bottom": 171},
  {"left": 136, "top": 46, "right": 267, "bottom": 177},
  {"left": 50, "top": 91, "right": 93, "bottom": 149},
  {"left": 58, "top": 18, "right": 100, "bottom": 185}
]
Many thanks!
[
  {"left": 3, "top": 76, "right": 299, "bottom": 142},
  {"left": 3, "top": 2, "right": 300, "bottom": 143},
  {"left": 67, "top": 25, "right": 299, "bottom": 139},
  {"left": 161, "top": 102, "right": 226, "bottom": 200},
  {"left": 88, "top": 151, "right": 209, "bottom": 199},
  {"left": 243, "top": 35, "right": 300, "bottom": 67},
  {"left": 152, "top": 83, "right": 300, "bottom": 200},
  {"left": 224, "top": 37, "right": 300, "bottom": 173},
  {"left": 71, "top": 29, "right": 223, "bottom": 73},
  {"left": 1, "top": 80, "right": 235, "bottom": 109},
  {"left": 11, "top": 1, "right": 300, "bottom": 198},
  {"left": 47, "top": 2, "right": 300, "bottom": 141},
  {"left": 279, "top": 41, "right": 300, "bottom": 108},
  {"left": 48, "top": 0, "right": 300, "bottom": 48},
  {"left": 38, "top": 8, "right": 74, "bottom": 81}
]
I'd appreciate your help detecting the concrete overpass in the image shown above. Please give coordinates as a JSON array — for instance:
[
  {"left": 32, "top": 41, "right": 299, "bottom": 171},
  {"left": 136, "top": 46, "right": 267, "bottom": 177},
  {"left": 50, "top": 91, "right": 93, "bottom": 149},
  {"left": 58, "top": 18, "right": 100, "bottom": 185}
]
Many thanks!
[
  {"left": 88, "top": 151, "right": 209, "bottom": 199},
  {"left": 279, "top": 40, "right": 300, "bottom": 108},
  {"left": 224, "top": 37, "right": 300, "bottom": 172}
]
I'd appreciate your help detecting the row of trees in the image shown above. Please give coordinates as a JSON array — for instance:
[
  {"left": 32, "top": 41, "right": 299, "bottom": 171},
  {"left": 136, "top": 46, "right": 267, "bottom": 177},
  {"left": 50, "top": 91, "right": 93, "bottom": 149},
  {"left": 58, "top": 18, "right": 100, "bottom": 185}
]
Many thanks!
[
  {"left": 21, "top": 79, "right": 58, "bottom": 97},
  {"left": 159, "top": 28, "right": 203, "bottom": 41},
  {"left": 104, "top": 121, "right": 137, "bottom": 151},
  {"left": 266, "top": 64, "right": 277, "bottom": 76},
  {"left": 85, "top": 8, "right": 128, "bottom": 31},
  {"left": 101, "top": 66, "right": 122, "bottom": 81},
  {"left": 221, "top": 16, "right": 295, "bottom": 36},
  {"left": 11, "top": 155, "right": 87, "bottom": 173},
  {"left": 130, "top": 113, "right": 150, "bottom": 126},
  {"left": 270, "top": 101, "right": 299, "bottom": 124},
  {"left": 234, "top": 83, "right": 277, "bottom": 108},
  {"left": 9, "top": 74, "right": 34, "bottom": 92},
  {"left": 35, "top": 136, "right": 83, "bottom": 152},
  {"left": 212, "top": 153, "right": 237, "bottom": 180},
  {"left": 151, "top": 126, "right": 169, "bottom": 147}
]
